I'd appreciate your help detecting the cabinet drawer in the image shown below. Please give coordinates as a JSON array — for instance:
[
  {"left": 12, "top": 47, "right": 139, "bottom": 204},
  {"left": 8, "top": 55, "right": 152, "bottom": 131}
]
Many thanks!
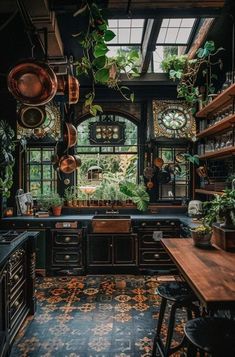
[
  {"left": 139, "top": 232, "right": 164, "bottom": 249},
  {"left": 9, "top": 249, "right": 25, "bottom": 273},
  {"left": 10, "top": 264, "right": 25, "bottom": 296},
  {"left": 53, "top": 231, "right": 82, "bottom": 246},
  {"left": 139, "top": 250, "right": 173, "bottom": 265},
  {"left": 5, "top": 221, "right": 49, "bottom": 229},
  {"left": 10, "top": 288, "right": 26, "bottom": 329},
  {"left": 52, "top": 249, "right": 81, "bottom": 266},
  {"left": 138, "top": 220, "right": 180, "bottom": 229}
]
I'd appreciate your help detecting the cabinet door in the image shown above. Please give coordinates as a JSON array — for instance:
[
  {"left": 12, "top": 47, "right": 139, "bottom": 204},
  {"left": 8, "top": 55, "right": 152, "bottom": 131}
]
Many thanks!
[
  {"left": 0, "top": 264, "right": 8, "bottom": 355},
  {"left": 88, "top": 235, "right": 112, "bottom": 265},
  {"left": 35, "top": 231, "right": 46, "bottom": 270},
  {"left": 114, "top": 234, "right": 137, "bottom": 265}
]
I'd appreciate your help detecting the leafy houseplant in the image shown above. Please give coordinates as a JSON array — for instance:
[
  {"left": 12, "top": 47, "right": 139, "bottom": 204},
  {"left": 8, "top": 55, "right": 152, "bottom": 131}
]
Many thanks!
[
  {"left": 203, "top": 189, "right": 235, "bottom": 229},
  {"left": 161, "top": 41, "right": 224, "bottom": 111},
  {"left": 73, "top": 1, "right": 140, "bottom": 115},
  {"left": 50, "top": 193, "right": 64, "bottom": 216},
  {"left": 119, "top": 181, "right": 150, "bottom": 212},
  {"left": 0, "top": 120, "right": 15, "bottom": 200}
]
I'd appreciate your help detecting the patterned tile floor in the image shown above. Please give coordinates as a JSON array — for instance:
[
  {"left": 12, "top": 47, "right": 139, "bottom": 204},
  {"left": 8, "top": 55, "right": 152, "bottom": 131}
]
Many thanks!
[{"left": 10, "top": 275, "right": 186, "bottom": 357}]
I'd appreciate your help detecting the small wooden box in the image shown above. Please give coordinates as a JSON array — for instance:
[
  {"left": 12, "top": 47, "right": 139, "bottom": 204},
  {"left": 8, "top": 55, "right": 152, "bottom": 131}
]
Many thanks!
[{"left": 212, "top": 223, "right": 235, "bottom": 251}]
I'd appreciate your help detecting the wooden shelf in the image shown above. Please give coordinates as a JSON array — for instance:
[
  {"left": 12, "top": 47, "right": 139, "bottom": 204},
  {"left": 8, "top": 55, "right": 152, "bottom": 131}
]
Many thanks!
[
  {"left": 195, "top": 189, "right": 224, "bottom": 196},
  {"left": 197, "top": 114, "right": 235, "bottom": 138},
  {"left": 196, "top": 83, "right": 235, "bottom": 118},
  {"left": 199, "top": 145, "right": 235, "bottom": 159}
]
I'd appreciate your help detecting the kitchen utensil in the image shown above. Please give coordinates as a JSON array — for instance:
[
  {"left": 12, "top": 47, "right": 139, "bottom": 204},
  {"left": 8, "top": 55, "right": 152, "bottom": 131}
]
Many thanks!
[
  {"left": 63, "top": 122, "right": 78, "bottom": 149},
  {"left": 59, "top": 154, "right": 82, "bottom": 174},
  {"left": 196, "top": 166, "right": 207, "bottom": 178},
  {"left": 68, "top": 75, "right": 80, "bottom": 104},
  {"left": 7, "top": 60, "right": 58, "bottom": 105},
  {"left": 144, "top": 165, "right": 155, "bottom": 189},
  {"left": 157, "top": 170, "right": 171, "bottom": 184},
  {"left": 175, "top": 153, "right": 185, "bottom": 163},
  {"left": 154, "top": 157, "right": 164, "bottom": 168},
  {"left": 59, "top": 154, "right": 77, "bottom": 174},
  {"left": 18, "top": 105, "right": 46, "bottom": 128}
]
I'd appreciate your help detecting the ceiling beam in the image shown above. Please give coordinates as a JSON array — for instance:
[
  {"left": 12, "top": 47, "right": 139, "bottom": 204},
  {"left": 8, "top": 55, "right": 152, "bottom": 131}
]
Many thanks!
[{"left": 140, "top": 19, "right": 161, "bottom": 74}]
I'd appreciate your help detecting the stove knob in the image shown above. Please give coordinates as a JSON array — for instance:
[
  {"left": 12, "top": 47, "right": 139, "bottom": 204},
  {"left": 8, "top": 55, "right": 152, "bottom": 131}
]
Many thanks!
[
  {"left": 64, "top": 255, "right": 70, "bottom": 260},
  {"left": 13, "top": 274, "right": 20, "bottom": 282},
  {"left": 65, "top": 236, "right": 71, "bottom": 243}
]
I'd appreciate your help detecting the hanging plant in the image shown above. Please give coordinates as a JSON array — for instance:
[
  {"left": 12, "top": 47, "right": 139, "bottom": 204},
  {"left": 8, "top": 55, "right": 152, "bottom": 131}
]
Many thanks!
[
  {"left": 0, "top": 120, "right": 15, "bottom": 199},
  {"left": 161, "top": 41, "right": 224, "bottom": 111},
  {"left": 73, "top": 1, "right": 140, "bottom": 116}
]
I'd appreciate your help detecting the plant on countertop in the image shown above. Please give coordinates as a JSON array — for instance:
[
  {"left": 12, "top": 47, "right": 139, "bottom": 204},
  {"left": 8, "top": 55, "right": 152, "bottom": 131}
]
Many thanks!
[
  {"left": 161, "top": 41, "right": 224, "bottom": 110},
  {"left": 202, "top": 189, "right": 235, "bottom": 229},
  {"left": 0, "top": 120, "right": 15, "bottom": 199},
  {"left": 73, "top": 0, "right": 140, "bottom": 115},
  {"left": 119, "top": 180, "right": 150, "bottom": 212}
]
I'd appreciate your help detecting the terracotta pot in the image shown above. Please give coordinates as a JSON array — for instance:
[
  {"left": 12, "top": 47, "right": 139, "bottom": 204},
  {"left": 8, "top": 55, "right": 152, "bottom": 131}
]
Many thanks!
[
  {"left": 18, "top": 105, "right": 46, "bottom": 128},
  {"left": 64, "top": 122, "right": 78, "bottom": 149},
  {"left": 52, "top": 205, "right": 62, "bottom": 216},
  {"left": 7, "top": 60, "right": 58, "bottom": 106}
]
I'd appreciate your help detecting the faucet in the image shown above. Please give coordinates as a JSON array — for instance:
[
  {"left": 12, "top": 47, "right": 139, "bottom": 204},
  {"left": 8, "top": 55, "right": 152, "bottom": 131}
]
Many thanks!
[{"left": 232, "top": 178, "right": 235, "bottom": 190}]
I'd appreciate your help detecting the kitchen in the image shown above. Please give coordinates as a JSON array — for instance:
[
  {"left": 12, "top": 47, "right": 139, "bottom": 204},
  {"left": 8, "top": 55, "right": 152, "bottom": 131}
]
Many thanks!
[{"left": 0, "top": 0, "right": 235, "bottom": 356}]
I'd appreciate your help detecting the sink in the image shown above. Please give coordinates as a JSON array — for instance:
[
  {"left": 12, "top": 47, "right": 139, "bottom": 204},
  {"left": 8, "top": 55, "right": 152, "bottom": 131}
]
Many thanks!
[{"left": 92, "top": 215, "right": 131, "bottom": 233}]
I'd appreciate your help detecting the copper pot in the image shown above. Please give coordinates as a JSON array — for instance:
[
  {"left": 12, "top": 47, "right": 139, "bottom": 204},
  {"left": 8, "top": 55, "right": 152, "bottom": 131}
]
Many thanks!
[
  {"left": 59, "top": 154, "right": 81, "bottom": 174},
  {"left": 67, "top": 75, "right": 79, "bottom": 104},
  {"left": 64, "top": 122, "right": 78, "bottom": 149},
  {"left": 7, "top": 59, "right": 58, "bottom": 106},
  {"left": 18, "top": 105, "right": 46, "bottom": 128}
]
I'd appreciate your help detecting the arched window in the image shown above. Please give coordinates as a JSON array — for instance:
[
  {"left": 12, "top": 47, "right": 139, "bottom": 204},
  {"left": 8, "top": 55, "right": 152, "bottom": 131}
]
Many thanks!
[{"left": 76, "top": 113, "right": 139, "bottom": 192}]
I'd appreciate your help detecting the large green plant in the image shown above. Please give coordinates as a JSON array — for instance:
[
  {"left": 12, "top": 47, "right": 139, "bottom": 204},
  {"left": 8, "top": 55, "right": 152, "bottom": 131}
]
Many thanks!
[
  {"left": 203, "top": 189, "right": 235, "bottom": 228},
  {"left": 0, "top": 120, "right": 15, "bottom": 199},
  {"left": 119, "top": 181, "right": 150, "bottom": 211},
  {"left": 161, "top": 41, "right": 223, "bottom": 110},
  {"left": 73, "top": 1, "right": 140, "bottom": 115}
]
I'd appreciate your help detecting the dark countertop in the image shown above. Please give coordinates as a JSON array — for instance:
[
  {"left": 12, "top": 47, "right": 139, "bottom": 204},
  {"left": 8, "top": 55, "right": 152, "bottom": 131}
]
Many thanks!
[
  {"left": 0, "top": 231, "right": 38, "bottom": 267},
  {"left": 1, "top": 214, "right": 200, "bottom": 228}
]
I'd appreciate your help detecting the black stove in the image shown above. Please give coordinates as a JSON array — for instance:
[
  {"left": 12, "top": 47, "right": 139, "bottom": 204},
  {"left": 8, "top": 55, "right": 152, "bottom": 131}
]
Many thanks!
[{"left": 0, "top": 231, "right": 23, "bottom": 244}]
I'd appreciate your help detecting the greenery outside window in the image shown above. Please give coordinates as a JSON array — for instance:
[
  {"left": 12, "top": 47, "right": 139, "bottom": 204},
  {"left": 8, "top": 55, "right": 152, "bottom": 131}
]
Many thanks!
[
  {"left": 25, "top": 147, "right": 57, "bottom": 197},
  {"left": 76, "top": 114, "right": 139, "bottom": 188}
]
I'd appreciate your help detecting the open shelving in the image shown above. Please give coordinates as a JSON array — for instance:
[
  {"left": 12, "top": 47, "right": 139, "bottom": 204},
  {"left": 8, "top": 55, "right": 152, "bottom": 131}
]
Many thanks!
[
  {"left": 198, "top": 145, "right": 235, "bottom": 159},
  {"left": 196, "top": 83, "right": 235, "bottom": 118},
  {"left": 194, "top": 189, "right": 224, "bottom": 196},
  {"left": 197, "top": 113, "right": 235, "bottom": 138}
]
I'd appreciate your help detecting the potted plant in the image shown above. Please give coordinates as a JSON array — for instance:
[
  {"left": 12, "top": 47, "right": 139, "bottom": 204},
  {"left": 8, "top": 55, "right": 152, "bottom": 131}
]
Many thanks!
[
  {"left": 190, "top": 224, "right": 212, "bottom": 247},
  {"left": 64, "top": 186, "right": 76, "bottom": 207},
  {"left": 119, "top": 180, "right": 150, "bottom": 212},
  {"left": 50, "top": 193, "right": 64, "bottom": 216},
  {"left": 161, "top": 41, "right": 224, "bottom": 112},
  {"left": 73, "top": 1, "right": 140, "bottom": 115}
]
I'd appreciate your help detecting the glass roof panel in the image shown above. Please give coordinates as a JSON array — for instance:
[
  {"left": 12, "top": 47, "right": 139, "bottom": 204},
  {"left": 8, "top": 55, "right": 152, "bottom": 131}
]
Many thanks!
[
  {"left": 108, "top": 19, "right": 145, "bottom": 44},
  {"left": 156, "top": 17, "right": 196, "bottom": 45},
  {"left": 153, "top": 45, "right": 186, "bottom": 72}
]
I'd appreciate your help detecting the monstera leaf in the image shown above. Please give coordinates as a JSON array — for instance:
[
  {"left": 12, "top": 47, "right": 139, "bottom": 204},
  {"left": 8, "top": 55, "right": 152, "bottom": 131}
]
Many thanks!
[{"left": 119, "top": 181, "right": 150, "bottom": 211}]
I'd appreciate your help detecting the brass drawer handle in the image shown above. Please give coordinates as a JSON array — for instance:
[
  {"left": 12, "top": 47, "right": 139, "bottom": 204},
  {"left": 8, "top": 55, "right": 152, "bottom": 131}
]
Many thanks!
[
  {"left": 154, "top": 254, "right": 160, "bottom": 259},
  {"left": 14, "top": 300, "right": 20, "bottom": 308},
  {"left": 64, "top": 255, "right": 70, "bottom": 260},
  {"left": 13, "top": 274, "right": 20, "bottom": 282},
  {"left": 40, "top": 223, "right": 44, "bottom": 227},
  {"left": 170, "top": 222, "right": 175, "bottom": 226},
  {"left": 64, "top": 236, "right": 71, "bottom": 243},
  {"left": 156, "top": 222, "right": 161, "bottom": 226},
  {"left": 27, "top": 224, "right": 30, "bottom": 227},
  {"left": 142, "top": 222, "right": 146, "bottom": 226}
]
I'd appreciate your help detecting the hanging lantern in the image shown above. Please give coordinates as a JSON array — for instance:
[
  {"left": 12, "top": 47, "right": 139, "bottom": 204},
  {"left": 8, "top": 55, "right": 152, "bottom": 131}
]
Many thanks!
[{"left": 87, "top": 165, "right": 103, "bottom": 183}]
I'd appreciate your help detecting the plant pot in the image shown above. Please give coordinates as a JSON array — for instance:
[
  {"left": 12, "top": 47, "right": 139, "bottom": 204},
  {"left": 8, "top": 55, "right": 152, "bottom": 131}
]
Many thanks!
[
  {"left": 52, "top": 205, "right": 62, "bottom": 216},
  {"left": 67, "top": 200, "right": 73, "bottom": 207},
  {"left": 191, "top": 230, "right": 212, "bottom": 248}
]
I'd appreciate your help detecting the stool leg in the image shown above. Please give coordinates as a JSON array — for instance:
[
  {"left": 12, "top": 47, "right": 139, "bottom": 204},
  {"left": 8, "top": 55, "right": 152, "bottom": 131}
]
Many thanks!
[
  {"left": 165, "top": 302, "right": 177, "bottom": 357},
  {"left": 152, "top": 297, "right": 167, "bottom": 357}
]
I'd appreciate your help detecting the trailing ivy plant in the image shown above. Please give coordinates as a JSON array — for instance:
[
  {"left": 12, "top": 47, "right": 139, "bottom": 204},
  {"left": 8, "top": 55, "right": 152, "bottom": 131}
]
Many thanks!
[
  {"left": 0, "top": 120, "right": 15, "bottom": 199},
  {"left": 161, "top": 41, "right": 224, "bottom": 111},
  {"left": 73, "top": 1, "right": 140, "bottom": 116}
]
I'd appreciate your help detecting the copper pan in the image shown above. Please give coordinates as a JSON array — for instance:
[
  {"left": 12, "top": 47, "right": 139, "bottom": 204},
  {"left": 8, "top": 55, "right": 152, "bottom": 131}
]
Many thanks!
[
  {"left": 7, "top": 59, "right": 58, "bottom": 106},
  {"left": 59, "top": 154, "right": 81, "bottom": 174},
  {"left": 64, "top": 122, "right": 78, "bottom": 149},
  {"left": 18, "top": 105, "right": 46, "bottom": 128},
  {"left": 67, "top": 75, "right": 80, "bottom": 104}
]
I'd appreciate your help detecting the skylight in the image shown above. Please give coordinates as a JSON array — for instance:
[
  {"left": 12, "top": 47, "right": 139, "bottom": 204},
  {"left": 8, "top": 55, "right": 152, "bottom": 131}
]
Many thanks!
[
  {"left": 108, "top": 19, "right": 145, "bottom": 45},
  {"left": 156, "top": 18, "right": 196, "bottom": 45}
]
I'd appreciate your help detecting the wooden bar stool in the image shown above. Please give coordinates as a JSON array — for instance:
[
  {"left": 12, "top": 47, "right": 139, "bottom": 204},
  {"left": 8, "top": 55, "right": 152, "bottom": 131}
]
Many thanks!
[
  {"left": 184, "top": 317, "right": 235, "bottom": 357},
  {"left": 152, "top": 281, "right": 200, "bottom": 357}
]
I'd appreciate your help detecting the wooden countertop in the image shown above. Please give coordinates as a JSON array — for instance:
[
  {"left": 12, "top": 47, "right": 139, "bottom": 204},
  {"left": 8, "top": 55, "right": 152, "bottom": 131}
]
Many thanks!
[{"left": 161, "top": 238, "right": 235, "bottom": 310}]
